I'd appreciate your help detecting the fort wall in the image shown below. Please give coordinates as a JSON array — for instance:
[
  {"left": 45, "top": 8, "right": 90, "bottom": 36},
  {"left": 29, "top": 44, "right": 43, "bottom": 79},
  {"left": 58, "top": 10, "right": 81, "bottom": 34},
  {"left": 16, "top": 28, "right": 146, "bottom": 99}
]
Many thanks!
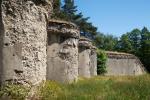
[{"left": 105, "top": 51, "right": 145, "bottom": 75}]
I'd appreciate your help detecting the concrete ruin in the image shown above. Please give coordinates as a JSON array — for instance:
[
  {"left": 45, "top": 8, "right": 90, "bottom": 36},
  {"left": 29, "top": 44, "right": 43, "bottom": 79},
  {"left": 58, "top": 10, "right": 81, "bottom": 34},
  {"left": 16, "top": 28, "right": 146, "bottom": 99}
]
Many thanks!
[
  {"left": 105, "top": 51, "right": 145, "bottom": 76},
  {"left": 0, "top": 0, "right": 52, "bottom": 85},
  {"left": 0, "top": 0, "right": 146, "bottom": 89},
  {"left": 90, "top": 46, "right": 97, "bottom": 76},
  {"left": 78, "top": 37, "right": 97, "bottom": 78},
  {"left": 0, "top": 0, "right": 146, "bottom": 87},
  {"left": 0, "top": 0, "right": 97, "bottom": 85},
  {"left": 47, "top": 20, "right": 80, "bottom": 83}
]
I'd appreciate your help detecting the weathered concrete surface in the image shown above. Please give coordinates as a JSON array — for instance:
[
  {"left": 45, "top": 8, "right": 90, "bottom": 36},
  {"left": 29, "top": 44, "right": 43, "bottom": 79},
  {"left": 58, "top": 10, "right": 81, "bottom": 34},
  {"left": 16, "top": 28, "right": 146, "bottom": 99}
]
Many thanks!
[
  {"left": 47, "top": 20, "right": 80, "bottom": 83},
  {"left": 0, "top": 0, "right": 4, "bottom": 85},
  {"left": 0, "top": 0, "right": 52, "bottom": 85},
  {"left": 79, "top": 48, "right": 91, "bottom": 78},
  {"left": 105, "top": 51, "right": 145, "bottom": 76},
  {"left": 78, "top": 37, "right": 93, "bottom": 78},
  {"left": 90, "top": 46, "right": 97, "bottom": 76}
]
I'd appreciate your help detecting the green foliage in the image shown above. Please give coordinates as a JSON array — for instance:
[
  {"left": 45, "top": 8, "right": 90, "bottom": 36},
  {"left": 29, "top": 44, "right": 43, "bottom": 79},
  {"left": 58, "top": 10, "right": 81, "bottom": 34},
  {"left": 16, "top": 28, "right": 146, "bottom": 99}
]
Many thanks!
[
  {"left": 51, "top": 0, "right": 98, "bottom": 39},
  {"left": 94, "top": 33, "right": 118, "bottom": 50},
  {"left": 61, "top": 0, "right": 98, "bottom": 39},
  {"left": 38, "top": 81, "right": 63, "bottom": 100},
  {"left": 139, "top": 27, "right": 150, "bottom": 72},
  {"left": 53, "top": 0, "right": 61, "bottom": 11},
  {"left": 127, "top": 29, "right": 141, "bottom": 53},
  {"left": 97, "top": 49, "right": 107, "bottom": 75},
  {"left": 52, "top": 0, "right": 77, "bottom": 21},
  {"left": 0, "top": 83, "right": 29, "bottom": 100},
  {"left": 116, "top": 29, "right": 141, "bottom": 55},
  {"left": 62, "top": 0, "right": 77, "bottom": 15},
  {"left": 51, "top": 0, "right": 68, "bottom": 20},
  {"left": 116, "top": 34, "right": 133, "bottom": 53}
]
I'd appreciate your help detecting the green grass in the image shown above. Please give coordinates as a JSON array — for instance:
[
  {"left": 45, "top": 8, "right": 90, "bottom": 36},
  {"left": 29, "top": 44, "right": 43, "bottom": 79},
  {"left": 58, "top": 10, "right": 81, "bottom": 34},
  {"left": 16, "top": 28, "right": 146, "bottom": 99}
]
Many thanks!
[
  {"left": 39, "top": 74, "right": 150, "bottom": 100},
  {"left": 1, "top": 75, "right": 150, "bottom": 100}
]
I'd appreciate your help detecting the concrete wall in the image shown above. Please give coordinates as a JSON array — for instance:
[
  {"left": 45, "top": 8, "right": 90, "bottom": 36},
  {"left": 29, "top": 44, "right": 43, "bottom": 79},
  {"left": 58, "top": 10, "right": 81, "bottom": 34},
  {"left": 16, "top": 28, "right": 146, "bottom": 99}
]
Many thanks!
[
  {"left": 78, "top": 38, "right": 97, "bottom": 78},
  {"left": 105, "top": 52, "right": 145, "bottom": 76},
  {"left": 0, "top": 1, "right": 98, "bottom": 85},
  {"left": 47, "top": 20, "right": 80, "bottom": 83},
  {"left": 90, "top": 48, "right": 97, "bottom": 76},
  {"left": 79, "top": 47, "right": 91, "bottom": 78},
  {"left": 0, "top": 0, "right": 52, "bottom": 85},
  {"left": 0, "top": 0, "right": 3, "bottom": 85}
]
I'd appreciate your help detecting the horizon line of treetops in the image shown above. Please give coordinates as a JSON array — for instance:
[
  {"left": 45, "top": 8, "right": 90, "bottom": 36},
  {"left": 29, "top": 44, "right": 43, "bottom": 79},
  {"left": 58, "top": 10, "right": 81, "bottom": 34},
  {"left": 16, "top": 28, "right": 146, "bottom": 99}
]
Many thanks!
[{"left": 52, "top": 0, "right": 150, "bottom": 72}]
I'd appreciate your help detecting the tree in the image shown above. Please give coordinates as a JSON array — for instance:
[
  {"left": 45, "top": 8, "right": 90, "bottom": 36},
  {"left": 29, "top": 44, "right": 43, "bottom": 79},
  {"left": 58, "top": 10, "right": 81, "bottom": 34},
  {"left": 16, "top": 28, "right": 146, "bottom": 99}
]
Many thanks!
[
  {"left": 127, "top": 29, "right": 141, "bottom": 55},
  {"left": 103, "top": 35, "right": 118, "bottom": 51},
  {"left": 94, "top": 33, "right": 118, "bottom": 51},
  {"left": 94, "top": 33, "right": 105, "bottom": 49},
  {"left": 62, "top": 1, "right": 98, "bottom": 39},
  {"left": 97, "top": 49, "right": 107, "bottom": 75},
  {"left": 79, "top": 22, "right": 97, "bottom": 39},
  {"left": 51, "top": 0, "right": 68, "bottom": 20},
  {"left": 139, "top": 27, "right": 150, "bottom": 72},
  {"left": 116, "top": 34, "right": 133, "bottom": 53},
  {"left": 141, "top": 27, "right": 149, "bottom": 41},
  {"left": 51, "top": 0, "right": 61, "bottom": 19},
  {"left": 62, "top": 0, "right": 77, "bottom": 21},
  {"left": 53, "top": 0, "right": 61, "bottom": 11}
]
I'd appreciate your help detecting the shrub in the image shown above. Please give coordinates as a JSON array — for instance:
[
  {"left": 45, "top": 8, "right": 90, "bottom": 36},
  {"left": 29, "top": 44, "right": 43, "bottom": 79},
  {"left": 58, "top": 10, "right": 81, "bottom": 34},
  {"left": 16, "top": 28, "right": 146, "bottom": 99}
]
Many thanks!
[
  {"left": 97, "top": 49, "right": 107, "bottom": 75},
  {"left": 0, "top": 83, "right": 30, "bottom": 100}
]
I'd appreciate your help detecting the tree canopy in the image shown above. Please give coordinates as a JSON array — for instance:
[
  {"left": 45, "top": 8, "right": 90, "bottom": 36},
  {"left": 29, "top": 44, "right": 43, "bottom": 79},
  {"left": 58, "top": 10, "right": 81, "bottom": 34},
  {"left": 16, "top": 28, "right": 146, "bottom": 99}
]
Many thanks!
[{"left": 52, "top": 0, "right": 98, "bottom": 39}]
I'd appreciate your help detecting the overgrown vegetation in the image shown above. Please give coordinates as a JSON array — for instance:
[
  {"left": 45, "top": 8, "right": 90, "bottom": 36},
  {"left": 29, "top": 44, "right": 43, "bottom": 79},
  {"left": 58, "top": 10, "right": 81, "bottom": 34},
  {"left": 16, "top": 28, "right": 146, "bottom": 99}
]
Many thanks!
[
  {"left": 38, "top": 81, "right": 63, "bottom": 100},
  {"left": 97, "top": 49, "right": 107, "bottom": 75},
  {"left": 37, "top": 74, "right": 150, "bottom": 100},
  {"left": 1, "top": 75, "right": 150, "bottom": 100},
  {"left": 0, "top": 83, "right": 30, "bottom": 100}
]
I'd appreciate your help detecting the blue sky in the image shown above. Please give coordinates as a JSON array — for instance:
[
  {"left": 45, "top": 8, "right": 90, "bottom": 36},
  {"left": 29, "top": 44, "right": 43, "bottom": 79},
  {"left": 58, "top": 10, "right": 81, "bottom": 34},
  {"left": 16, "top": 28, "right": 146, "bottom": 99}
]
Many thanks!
[{"left": 75, "top": 0, "right": 150, "bottom": 37}]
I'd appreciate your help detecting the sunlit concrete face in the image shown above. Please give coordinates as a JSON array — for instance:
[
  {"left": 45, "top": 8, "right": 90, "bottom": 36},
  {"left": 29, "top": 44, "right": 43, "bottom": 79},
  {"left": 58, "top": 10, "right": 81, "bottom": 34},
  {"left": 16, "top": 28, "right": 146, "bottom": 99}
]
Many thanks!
[
  {"left": 0, "top": 0, "right": 52, "bottom": 85},
  {"left": 105, "top": 52, "right": 145, "bottom": 76},
  {"left": 47, "top": 20, "right": 80, "bottom": 83},
  {"left": 78, "top": 37, "right": 97, "bottom": 78},
  {"left": 90, "top": 47, "right": 97, "bottom": 76}
]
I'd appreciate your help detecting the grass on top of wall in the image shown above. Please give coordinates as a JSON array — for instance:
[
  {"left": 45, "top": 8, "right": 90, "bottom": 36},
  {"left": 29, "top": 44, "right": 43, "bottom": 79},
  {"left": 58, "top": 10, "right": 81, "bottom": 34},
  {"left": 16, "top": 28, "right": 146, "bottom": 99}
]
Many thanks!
[{"left": 39, "top": 74, "right": 150, "bottom": 100}]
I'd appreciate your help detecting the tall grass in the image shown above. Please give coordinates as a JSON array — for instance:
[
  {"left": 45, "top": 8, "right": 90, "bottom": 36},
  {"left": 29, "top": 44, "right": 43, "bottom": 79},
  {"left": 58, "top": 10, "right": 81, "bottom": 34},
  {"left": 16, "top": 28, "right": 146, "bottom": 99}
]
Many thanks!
[
  {"left": 39, "top": 74, "right": 150, "bottom": 100},
  {"left": 1, "top": 75, "right": 150, "bottom": 100}
]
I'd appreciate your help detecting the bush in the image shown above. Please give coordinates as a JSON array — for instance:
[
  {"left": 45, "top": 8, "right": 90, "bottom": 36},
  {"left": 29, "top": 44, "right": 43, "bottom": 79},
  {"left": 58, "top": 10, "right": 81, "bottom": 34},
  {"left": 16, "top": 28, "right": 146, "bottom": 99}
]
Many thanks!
[
  {"left": 97, "top": 49, "right": 107, "bottom": 75},
  {"left": 0, "top": 83, "right": 30, "bottom": 100}
]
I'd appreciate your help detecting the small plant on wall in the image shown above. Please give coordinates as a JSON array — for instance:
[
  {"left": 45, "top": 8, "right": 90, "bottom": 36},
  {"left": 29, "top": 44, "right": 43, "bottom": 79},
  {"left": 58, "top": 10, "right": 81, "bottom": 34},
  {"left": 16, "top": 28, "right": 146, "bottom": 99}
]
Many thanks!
[{"left": 97, "top": 49, "right": 107, "bottom": 75}]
